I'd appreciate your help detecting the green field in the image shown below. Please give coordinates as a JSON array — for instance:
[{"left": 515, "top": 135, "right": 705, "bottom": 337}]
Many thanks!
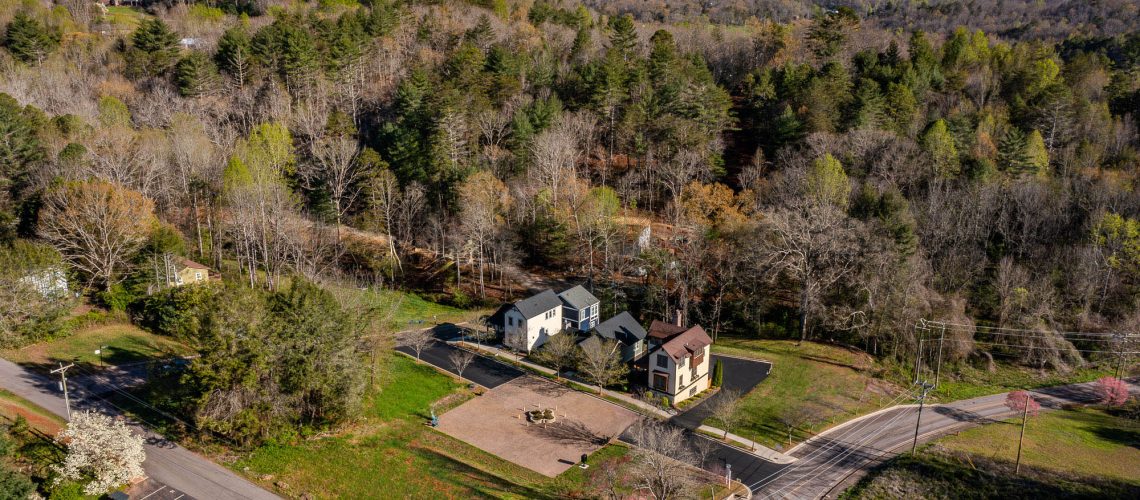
[
  {"left": 231, "top": 354, "right": 614, "bottom": 499},
  {"left": 103, "top": 6, "right": 149, "bottom": 31},
  {"left": 359, "top": 288, "right": 491, "bottom": 333},
  {"left": 845, "top": 408, "right": 1140, "bottom": 498},
  {"left": 0, "top": 323, "right": 191, "bottom": 368},
  {"left": 708, "top": 338, "right": 899, "bottom": 450},
  {"left": 930, "top": 362, "right": 1112, "bottom": 401}
]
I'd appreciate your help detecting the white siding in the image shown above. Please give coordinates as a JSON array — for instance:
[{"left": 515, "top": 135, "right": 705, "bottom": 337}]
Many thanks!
[{"left": 504, "top": 306, "right": 562, "bottom": 352}]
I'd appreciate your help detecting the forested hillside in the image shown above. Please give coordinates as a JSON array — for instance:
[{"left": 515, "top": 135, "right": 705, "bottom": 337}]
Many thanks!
[{"left": 3, "top": 0, "right": 1140, "bottom": 377}]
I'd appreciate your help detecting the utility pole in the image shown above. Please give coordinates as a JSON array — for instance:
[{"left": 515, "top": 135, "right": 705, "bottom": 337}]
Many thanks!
[
  {"left": 934, "top": 323, "right": 946, "bottom": 388},
  {"left": 911, "top": 381, "right": 934, "bottom": 453},
  {"left": 913, "top": 320, "right": 929, "bottom": 384},
  {"left": 1015, "top": 392, "right": 1031, "bottom": 474},
  {"left": 51, "top": 362, "right": 75, "bottom": 421}
]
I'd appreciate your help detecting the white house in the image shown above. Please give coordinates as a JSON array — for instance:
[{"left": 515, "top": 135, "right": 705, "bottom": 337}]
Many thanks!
[
  {"left": 646, "top": 318, "right": 714, "bottom": 405},
  {"left": 491, "top": 289, "right": 564, "bottom": 352},
  {"left": 19, "top": 266, "right": 69, "bottom": 299}
]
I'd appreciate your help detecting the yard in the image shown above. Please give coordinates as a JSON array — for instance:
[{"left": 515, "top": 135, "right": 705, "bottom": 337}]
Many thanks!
[
  {"left": 844, "top": 407, "right": 1140, "bottom": 498},
  {"left": 231, "top": 354, "right": 622, "bottom": 499},
  {"left": 361, "top": 288, "right": 491, "bottom": 332},
  {"left": 708, "top": 338, "right": 900, "bottom": 450},
  {"left": 0, "top": 323, "right": 191, "bottom": 369}
]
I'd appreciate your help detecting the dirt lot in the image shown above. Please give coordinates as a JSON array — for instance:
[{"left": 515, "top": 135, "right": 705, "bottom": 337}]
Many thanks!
[{"left": 436, "top": 376, "right": 640, "bottom": 476}]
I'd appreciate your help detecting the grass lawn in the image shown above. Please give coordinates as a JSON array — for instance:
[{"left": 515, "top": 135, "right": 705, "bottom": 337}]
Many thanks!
[
  {"left": 931, "top": 362, "right": 1112, "bottom": 401},
  {"left": 0, "top": 323, "right": 190, "bottom": 368},
  {"left": 938, "top": 407, "right": 1140, "bottom": 483},
  {"left": 708, "top": 338, "right": 900, "bottom": 451},
  {"left": 102, "top": 6, "right": 149, "bottom": 31},
  {"left": 232, "top": 354, "right": 604, "bottom": 499},
  {"left": 358, "top": 288, "right": 491, "bottom": 332},
  {"left": 844, "top": 408, "right": 1140, "bottom": 498}
]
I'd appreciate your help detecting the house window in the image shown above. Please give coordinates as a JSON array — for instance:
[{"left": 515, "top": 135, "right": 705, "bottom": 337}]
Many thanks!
[
  {"left": 656, "top": 354, "right": 668, "bottom": 368},
  {"left": 652, "top": 373, "right": 668, "bottom": 391},
  {"left": 680, "top": 374, "right": 685, "bottom": 387},
  {"left": 508, "top": 317, "right": 514, "bottom": 327},
  {"left": 194, "top": 272, "right": 203, "bottom": 281},
  {"left": 690, "top": 387, "right": 696, "bottom": 396}
]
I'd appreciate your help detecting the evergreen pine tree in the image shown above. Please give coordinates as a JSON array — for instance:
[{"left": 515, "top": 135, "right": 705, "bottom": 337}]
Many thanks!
[
  {"left": 712, "top": 360, "right": 723, "bottom": 387},
  {"left": 175, "top": 51, "right": 220, "bottom": 97},
  {"left": 215, "top": 25, "right": 252, "bottom": 85},
  {"left": 128, "top": 18, "right": 180, "bottom": 78},
  {"left": 998, "top": 127, "right": 1030, "bottom": 174},
  {"left": 609, "top": 14, "right": 636, "bottom": 59},
  {"left": 4, "top": 12, "right": 59, "bottom": 64}
]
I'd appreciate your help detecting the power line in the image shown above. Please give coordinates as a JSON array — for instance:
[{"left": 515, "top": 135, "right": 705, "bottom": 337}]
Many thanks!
[
  {"left": 936, "top": 321, "right": 1138, "bottom": 338},
  {"left": 756, "top": 394, "right": 923, "bottom": 498},
  {"left": 934, "top": 338, "right": 1140, "bottom": 354},
  {"left": 748, "top": 388, "right": 919, "bottom": 492}
]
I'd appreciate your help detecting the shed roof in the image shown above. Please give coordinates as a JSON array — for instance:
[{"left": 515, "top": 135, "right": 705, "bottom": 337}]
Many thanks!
[
  {"left": 558, "top": 285, "right": 600, "bottom": 310},
  {"left": 514, "top": 289, "right": 562, "bottom": 319},
  {"left": 594, "top": 311, "right": 647, "bottom": 346}
]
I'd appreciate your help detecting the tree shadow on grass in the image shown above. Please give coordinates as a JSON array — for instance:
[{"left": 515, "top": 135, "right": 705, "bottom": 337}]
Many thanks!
[{"left": 410, "top": 443, "right": 561, "bottom": 499}]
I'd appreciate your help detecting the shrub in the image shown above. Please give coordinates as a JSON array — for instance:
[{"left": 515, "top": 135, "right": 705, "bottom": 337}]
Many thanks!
[{"left": 712, "top": 359, "right": 724, "bottom": 387}]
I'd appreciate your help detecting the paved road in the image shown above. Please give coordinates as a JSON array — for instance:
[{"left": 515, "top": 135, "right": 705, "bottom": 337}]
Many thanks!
[
  {"left": 753, "top": 378, "right": 1140, "bottom": 499},
  {"left": 671, "top": 355, "right": 772, "bottom": 430},
  {"left": 0, "top": 358, "right": 278, "bottom": 500}
]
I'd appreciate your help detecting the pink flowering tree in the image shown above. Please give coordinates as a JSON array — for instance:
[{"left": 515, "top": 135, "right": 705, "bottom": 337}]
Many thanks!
[
  {"left": 1004, "top": 390, "right": 1040, "bottom": 416},
  {"left": 1096, "top": 376, "right": 1130, "bottom": 407}
]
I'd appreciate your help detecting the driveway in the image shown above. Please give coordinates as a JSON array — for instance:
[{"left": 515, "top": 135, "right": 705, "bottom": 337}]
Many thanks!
[
  {"left": 671, "top": 354, "right": 772, "bottom": 430},
  {"left": 395, "top": 337, "right": 523, "bottom": 389},
  {"left": 0, "top": 358, "right": 278, "bottom": 500}
]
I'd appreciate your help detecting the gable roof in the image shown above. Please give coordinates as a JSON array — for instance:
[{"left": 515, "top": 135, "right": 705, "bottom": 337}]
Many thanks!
[
  {"left": 647, "top": 320, "right": 687, "bottom": 340},
  {"left": 175, "top": 257, "right": 210, "bottom": 271},
  {"left": 488, "top": 303, "right": 513, "bottom": 327},
  {"left": 659, "top": 325, "right": 713, "bottom": 362},
  {"left": 558, "top": 285, "right": 600, "bottom": 309},
  {"left": 514, "top": 289, "right": 562, "bottom": 319},
  {"left": 594, "top": 312, "right": 646, "bottom": 346}
]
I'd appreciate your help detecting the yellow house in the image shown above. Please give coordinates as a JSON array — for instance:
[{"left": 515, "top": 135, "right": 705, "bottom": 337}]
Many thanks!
[{"left": 166, "top": 257, "right": 214, "bottom": 287}]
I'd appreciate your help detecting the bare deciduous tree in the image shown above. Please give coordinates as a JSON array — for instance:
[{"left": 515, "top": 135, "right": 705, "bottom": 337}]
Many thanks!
[
  {"left": 534, "top": 332, "right": 578, "bottom": 378},
  {"left": 38, "top": 181, "right": 156, "bottom": 290},
  {"left": 398, "top": 328, "right": 434, "bottom": 359},
  {"left": 706, "top": 389, "right": 742, "bottom": 440},
  {"left": 448, "top": 348, "right": 476, "bottom": 379},
  {"left": 627, "top": 419, "right": 702, "bottom": 500},
  {"left": 577, "top": 338, "right": 629, "bottom": 394}
]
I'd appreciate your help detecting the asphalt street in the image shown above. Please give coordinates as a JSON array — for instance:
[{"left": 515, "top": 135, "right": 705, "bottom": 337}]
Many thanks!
[
  {"left": 753, "top": 378, "right": 1140, "bottom": 499},
  {"left": 0, "top": 358, "right": 278, "bottom": 500}
]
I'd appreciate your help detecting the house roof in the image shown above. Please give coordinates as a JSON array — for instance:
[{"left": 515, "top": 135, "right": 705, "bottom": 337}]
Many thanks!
[
  {"left": 594, "top": 312, "right": 646, "bottom": 346},
  {"left": 647, "top": 320, "right": 687, "bottom": 340},
  {"left": 558, "top": 285, "right": 599, "bottom": 310},
  {"left": 175, "top": 257, "right": 210, "bottom": 271},
  {"left": 659, "top": 325, "right": 713, "bottom": 362},
  {"left": 488, "top": 303, "right": 513, "bottom": 326},
  {"left": 577, "top": 334, "right": 603, "bottom": 351},
  {"left": 513, "top": 289, "right": 562, "bottom": 319}
]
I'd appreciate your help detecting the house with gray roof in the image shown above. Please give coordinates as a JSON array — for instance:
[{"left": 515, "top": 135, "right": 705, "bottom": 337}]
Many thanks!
[
  {"left": 558, "top": 285, "right": 600, "bottom": 332},
  {"left": 490, "top": 289, "right": 564, "bottom": 352},
  {"left": 578, "top": 311, "right": 647, "bottom": 362}
]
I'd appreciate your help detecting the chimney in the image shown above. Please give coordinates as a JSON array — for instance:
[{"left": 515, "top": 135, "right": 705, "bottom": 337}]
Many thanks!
[{"left": 674, "top": 309, "right": 683, "bottom": 327}]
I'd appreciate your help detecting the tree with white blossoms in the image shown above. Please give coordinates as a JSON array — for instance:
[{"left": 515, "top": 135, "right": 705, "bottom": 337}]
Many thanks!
[{"left": 53, "top": 411, "right": 146, "bottom": 495}]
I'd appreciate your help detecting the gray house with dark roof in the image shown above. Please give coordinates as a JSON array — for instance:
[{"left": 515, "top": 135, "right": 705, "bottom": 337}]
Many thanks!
[
  {"left": 490, "top": 289, "right": 564, "bottom": 352},
  {"left": 558, "top": 285, "right": 600, "bottom": 332},
  {"left": 579, "top": 312, "right": 647, "bottom": 362}
]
